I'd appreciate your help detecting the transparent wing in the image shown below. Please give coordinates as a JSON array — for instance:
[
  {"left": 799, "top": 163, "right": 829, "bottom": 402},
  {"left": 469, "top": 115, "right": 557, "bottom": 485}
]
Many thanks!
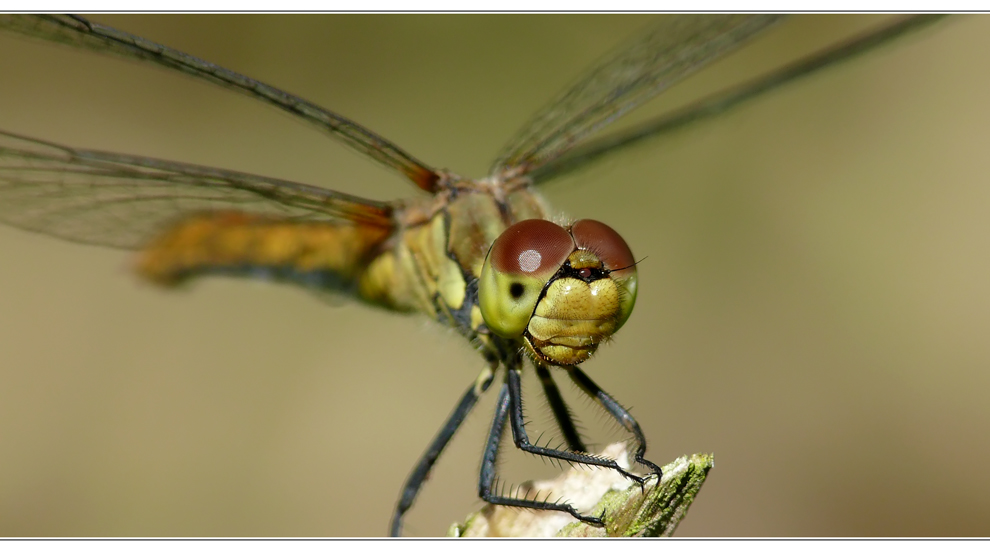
[
  {"left": 491, "top": 14, "right": 784, "bottom": 177},
  {"left": 0, "top": 130, "right": 394, "bottom": 249},
  {"left": 528, "top": 14, "right": 947, "bottom": 184},
  {"left": 0, "top": 14, "right": 442, "bottom": 192}
]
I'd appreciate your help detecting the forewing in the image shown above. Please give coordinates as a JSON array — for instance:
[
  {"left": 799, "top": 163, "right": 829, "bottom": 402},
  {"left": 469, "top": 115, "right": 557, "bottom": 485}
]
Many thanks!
[
  {"left": 0, "top": 14, "right": 442, "bottom": 192},
  {"left": 491, "top": 14, "right": 783, "bottom": 177},
  {"left": 0, "top": 130, "right": 394, "bottom": 250},
  {"left": 526, "top": 15, "right": 947, "bottom": 185}
]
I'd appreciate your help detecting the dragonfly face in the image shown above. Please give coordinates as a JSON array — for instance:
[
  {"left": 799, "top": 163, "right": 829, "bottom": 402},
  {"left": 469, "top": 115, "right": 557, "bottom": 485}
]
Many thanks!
[
  {"left": 0, "top": 14, "right": 953, "bottom": 537},
  {"left": 479, "top": 218, "right": 638, "bottom": 366}
]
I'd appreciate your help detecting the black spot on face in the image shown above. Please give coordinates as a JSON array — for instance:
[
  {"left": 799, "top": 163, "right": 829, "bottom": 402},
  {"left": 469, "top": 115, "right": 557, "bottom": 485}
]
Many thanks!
[{"left": 509, "top": 282, "right": 525, "bottom": 299}]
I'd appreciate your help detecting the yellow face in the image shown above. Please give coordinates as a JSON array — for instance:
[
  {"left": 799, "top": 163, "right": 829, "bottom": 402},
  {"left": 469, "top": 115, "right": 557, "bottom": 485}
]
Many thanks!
[{"left": 478, "top": 219, "right": 638, "bottom": 366}]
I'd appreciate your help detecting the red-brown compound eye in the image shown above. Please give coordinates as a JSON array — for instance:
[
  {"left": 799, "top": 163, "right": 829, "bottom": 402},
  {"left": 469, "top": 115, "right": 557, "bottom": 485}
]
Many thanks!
[
  {"left": 569, "top": 219, "right": 639, "bottom": 334},
  {"left": 570, "top": 219, "right": 636, "bottom": 273},
  {"left": 479, "top": 219, "right": 577, "bottom": 338},
  {"left": 489, "top": 219, "right": 574, "bottom": 278}
]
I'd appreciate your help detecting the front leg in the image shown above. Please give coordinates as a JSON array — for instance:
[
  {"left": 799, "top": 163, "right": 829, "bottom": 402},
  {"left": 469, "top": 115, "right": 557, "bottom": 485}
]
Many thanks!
[
  {"left": 566, "top": 366, "right": 662, "bottom": 478},
  {"left": 478, "top": 380, "right": 605, "bottom": 527},
  {"left": 506, "top": 367, "right": 647, "bottom": 484},
  {"left": 534, "top": 362, "right": 587, "bottom": 453}
]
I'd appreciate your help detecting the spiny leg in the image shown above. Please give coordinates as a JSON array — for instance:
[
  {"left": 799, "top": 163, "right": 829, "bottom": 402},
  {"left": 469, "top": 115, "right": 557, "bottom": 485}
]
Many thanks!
[
  {"left": 390, "top": 365, "right": 495, "bottom": 537},
  {"left": 534, "top": 363, "right": 586, "bottom": 453},
  {"left": 566, "top": 366, "right": 662, "bottom": 478},
  {"left": 507, "top": 367, "right": 645, "bottom": 483},
  {"left": 479, "top": 380, "right": 605, "bottom": 527}
]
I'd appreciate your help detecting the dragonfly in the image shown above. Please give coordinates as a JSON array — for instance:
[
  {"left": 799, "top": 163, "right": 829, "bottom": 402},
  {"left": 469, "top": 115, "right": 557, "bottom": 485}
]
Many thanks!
[{"left": 0, "top": 14, "right": 944, "bottom": 536}]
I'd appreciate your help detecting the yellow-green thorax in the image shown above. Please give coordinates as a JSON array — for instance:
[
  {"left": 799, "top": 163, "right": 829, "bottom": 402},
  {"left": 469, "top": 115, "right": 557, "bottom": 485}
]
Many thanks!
[{"left": 357, "top": 176, "right": 549, "bottom": 349}]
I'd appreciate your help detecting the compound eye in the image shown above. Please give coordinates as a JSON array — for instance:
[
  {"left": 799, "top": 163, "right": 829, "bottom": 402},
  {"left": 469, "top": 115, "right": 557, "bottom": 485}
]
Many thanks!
[
  {"left": 489, "top": 219, "right": 573, "bottom": 277},
  {"left": 571, "top": 219, "right": 636, "bottom": 275},
  {"left": 571, "top": 219, "right": 638, "bottom": 330},
  {"left": 479, "top": 219, "right": 574, "bottom": 337}
]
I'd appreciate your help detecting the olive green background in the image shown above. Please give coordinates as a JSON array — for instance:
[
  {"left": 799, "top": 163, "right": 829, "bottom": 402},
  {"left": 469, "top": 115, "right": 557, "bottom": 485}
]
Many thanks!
[{"left": 1, "top": 15, "right": 988, "bottom": 536}]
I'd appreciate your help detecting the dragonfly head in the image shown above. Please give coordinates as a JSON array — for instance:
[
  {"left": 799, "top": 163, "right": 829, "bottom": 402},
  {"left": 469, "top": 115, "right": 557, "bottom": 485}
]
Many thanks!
[{"left": 479, "top": 219, "right": 638, "bottom": 366}]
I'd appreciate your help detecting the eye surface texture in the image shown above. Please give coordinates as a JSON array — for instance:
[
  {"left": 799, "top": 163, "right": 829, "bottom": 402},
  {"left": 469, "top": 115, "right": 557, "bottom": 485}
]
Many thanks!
[
  {"left": 479, "top": 219, "right": 574, "bottom": 338},
  {"left": 572, "top": 219, "right": 639, "bottom": 336},
  {"left": 570, "top": 219, "right": 636, "bottom": 276},
  {"left": 489, "top": 219, "right": 574, "bottom": 277}
]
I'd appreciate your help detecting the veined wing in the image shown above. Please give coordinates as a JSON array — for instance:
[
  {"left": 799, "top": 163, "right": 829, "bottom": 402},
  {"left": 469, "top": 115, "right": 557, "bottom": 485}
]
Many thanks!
[
  {"left": 528, "top": 14, "right": 947, "bottom": 184},
  {"left": 0, "top": 130, "right": 394, "bottom": 250},
  {"left": 0, "top": 14, "right": 442, "bottom": 192},
  {"left": 490, "top": 14, "right": 783, "bottom": 178}
]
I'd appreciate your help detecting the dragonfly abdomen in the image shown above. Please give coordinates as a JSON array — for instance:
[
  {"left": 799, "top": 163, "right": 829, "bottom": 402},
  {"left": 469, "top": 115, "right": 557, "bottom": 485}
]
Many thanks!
[{"left": 135, "top": 211, "right": 392, "bottom": 292}]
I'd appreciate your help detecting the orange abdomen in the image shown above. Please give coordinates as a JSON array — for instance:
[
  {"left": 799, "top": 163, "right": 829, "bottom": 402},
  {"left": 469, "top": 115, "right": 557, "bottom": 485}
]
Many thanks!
[{"left": 136, "top": 211, "right": 392, "bottom": 294}]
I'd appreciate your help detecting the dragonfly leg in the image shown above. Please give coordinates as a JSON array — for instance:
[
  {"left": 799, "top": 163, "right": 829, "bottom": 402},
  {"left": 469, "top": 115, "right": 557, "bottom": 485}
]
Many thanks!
[
  {"left": 389, "top": 364, "right": 495, "bottom": 537},
  {"left": 565, "top": 366, "right": 663, "bottom": 479},
  {"left": 534, "top": 363, "right": 586, "bottom": 453},
  {"left": 478, "top": 380, "right": 605, "bottom": 527},
  {"left": 506, "top": 367, "right": 645, "bottom": 483}
]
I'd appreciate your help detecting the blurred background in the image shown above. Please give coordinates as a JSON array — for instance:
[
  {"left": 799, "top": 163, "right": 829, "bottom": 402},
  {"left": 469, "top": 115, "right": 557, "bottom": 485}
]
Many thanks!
[{"left": 0, "top": 15, "right": 988, "bottom": 537}]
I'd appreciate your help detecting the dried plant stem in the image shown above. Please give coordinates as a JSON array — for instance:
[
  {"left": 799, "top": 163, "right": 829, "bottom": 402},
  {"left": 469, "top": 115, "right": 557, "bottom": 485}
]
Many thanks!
[{"left": 448, "top": 442, "right": 714, "bottom": 538}]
